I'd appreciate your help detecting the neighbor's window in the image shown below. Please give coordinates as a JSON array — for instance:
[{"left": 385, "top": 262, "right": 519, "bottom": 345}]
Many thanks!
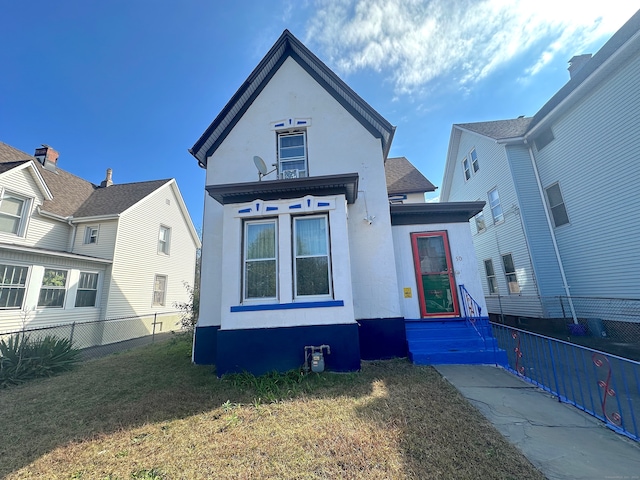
[
  {"left": 502, "top": 254, "right": 520, "bottom": 294},
  {"left": 294, "top": 215, "right": 331, "bottom": 298},
  {"left": 75, "top": 272, "right": 99, "bottom": 307},
  {"left": 243, "top": 220, "right": 277, "bottom": 300},
  {"left": 545, "top": 183, "right": 569, "bottom": 227},
  {"left": 278, "top": 132, "right": 307, "bottom": 178},
  {"left": 488, "top": 188, "right": 504, "bottom": 223},
  {"left": 0, "top": 190, "right": 28, "bottom": 235},
  {"left": 0, "top": 264, "right": 28, "bottom": 309},
  {"left": 475, "top": 210, "right": 486, "bottom": 233},
  {"left": 462, "top": 157, "right": 471, "bottom": 181},
  {"left": 483, "top": 259, "right": 498, "bottom": 295},
  {"left": 534, "top": 127, "right": 555, "bottom": 151},
  {"left": 84, "top": 226, "right": 99, "bottom": 244},
  {"left": 470, "top": 148, "right": 479, "bottom": 173},
  {"left": 38, "top": 268, "right": 68, "bottom": 308},
  {"left": 153, "top": 274, "right": 167, "bottom": 306},
  {"left": 158, "top": 225, "right": 171, "bottom": 255}
]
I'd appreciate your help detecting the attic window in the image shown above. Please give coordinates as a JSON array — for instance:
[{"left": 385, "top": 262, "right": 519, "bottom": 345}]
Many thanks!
[
  {"left": 278, "top": 131, "right": 308, "bottom": 179},
  {"left": 0, "top": 189, "right": 29, "bottom": 236},
  {"left": 534, "top": 128, "right": 555, "bottom": 151}
]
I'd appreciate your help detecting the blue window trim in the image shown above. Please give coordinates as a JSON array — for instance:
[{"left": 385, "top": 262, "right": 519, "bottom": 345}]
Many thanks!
[{"left": 231, "top": 300, "right": 344, "bottom": 312}]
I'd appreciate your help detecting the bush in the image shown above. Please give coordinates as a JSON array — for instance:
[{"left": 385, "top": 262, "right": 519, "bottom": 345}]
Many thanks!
[
  {"left": 0, "top": 333, "right": 81, "bottom": 388},
  {"left": 174, "top": 281, "right": 199, "bottom": 331}
]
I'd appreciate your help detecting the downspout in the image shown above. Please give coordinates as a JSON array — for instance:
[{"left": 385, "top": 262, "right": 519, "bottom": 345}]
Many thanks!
[{"left": 525, "top": 142, "right": 578, "bottom": 324}]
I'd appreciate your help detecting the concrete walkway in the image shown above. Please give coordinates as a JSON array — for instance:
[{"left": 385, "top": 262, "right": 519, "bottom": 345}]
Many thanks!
[{"left": 435, "top": 364, "right": 640, "bottom": 480}]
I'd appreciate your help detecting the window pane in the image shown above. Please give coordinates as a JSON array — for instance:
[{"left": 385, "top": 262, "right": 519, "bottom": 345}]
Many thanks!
[
  {"left": 246, "top": 223, "right": 275, "bottom": 259},
  {"left": 295, "top": 217, "right": 327, "bottom": 256},
  {"left": 79, "top": 272, "right": 98, "bottom": 289},
  {"left": 551, "top": 205, "right": 569, "bottom": 227},
  {"left": 475, "top": 212, "right": 485, "bottom": 232},
  {"left": 75, "top": 290, "right": 97, "bottom": 307},
  {"left": 471, "top": 149, "right": 479, "bottom": 172},
  {"left": 502, "top": 254, "right": 515, "bottom": 273},
  {"left": 296, "top": 257, "right": 329, "bottom": 296},
  {"left": 484, "top": 260, "right": 495, "bottom": 277},
  {"left": 546, "top": 184, "right": 563, "bottom": 206},
  {"left": 0, "top": 196, "right": 24, "bottom": 216},
  {"left": 245, "top": 260, "right": 276, "bottom": 298},
  {"left": 280, "top": 160, "right": 307, "bottom": 172},
  {"left": 153, "top": 275, "right": 167, "bottom": 306},
  {"left": 0, "top": 216, "right": 20, "bottom": 234},
  {"left": 42, "top": 269, "right": 67, "bottom": 287},
  {"left": 38, "top": 288, "right": 65, "bottom": 307},
  {"left": 279, "top": 134, "right": 304, "bottom": 148}
]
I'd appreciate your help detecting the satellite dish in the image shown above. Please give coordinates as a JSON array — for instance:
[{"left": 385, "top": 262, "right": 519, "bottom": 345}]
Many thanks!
[
  {"left": 253, "top": 156, "right": 268, "bottom": 175},
  {"left": 253, "top": 155, "right": 276, "bottom": 180}
]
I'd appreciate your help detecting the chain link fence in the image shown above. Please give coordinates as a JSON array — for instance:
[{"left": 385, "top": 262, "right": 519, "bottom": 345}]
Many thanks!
[
  {"left": 0, "top": 311, "right": 185, "bottom": 361},
  {"left": 488, "top": 295, "right": 640, "bottom": 361}
]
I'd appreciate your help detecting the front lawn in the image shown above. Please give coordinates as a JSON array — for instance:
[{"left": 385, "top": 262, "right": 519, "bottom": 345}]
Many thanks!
[{"left": 0, "top": 334, "right": 543, "bottom": 479}]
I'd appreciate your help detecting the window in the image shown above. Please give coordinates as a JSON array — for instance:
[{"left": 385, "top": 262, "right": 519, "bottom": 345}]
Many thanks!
[
  {"left": 483, "top": 259, "right": 498, "bottom": 295},
  {"left": 0, "top": 264, "right": 28, "bottom": 309},
  {"left": 501, "top": 254, "right": 520, "bottom": 294},
  {"left": 294, "top": 215, "right": 331, "bottom": 298},
  {"left": 545, "top": 183, "right": 569, "bottom": 227},
  {"left": 534, "top": 127, "right": 555, "bottom": 151},
  {"left": 474, "top": 210, "right": 486, "bottom": 233},
  {"left": 470, "top": 148, "right": 479, "bottom": 173},
  {"left": 243, "top": 220, "right": 277, "bottom": 300},
  {"left": 0, "top": 190, "right": 28, "bottom": 235},
  {"left": 75, "top": 272, "right": 99, "bottom": 307},
  {"left": 278, "top": 132, "right": 307, "bottom": 178},
  {"left": 38, "top": 269, "right": 68, "bottom": 308},
  {"left": 462, "top": 157, "right": 471, "bottom": 180},
  {"left": 153, "top": 275, "right": 167, "bottom": 306},
  {"left": 158, "top": 225, "right": 171, "bottom": 255},
  {"left": 488, "top": 188, "right": 504, "bottom": 223},
  {"left": 84, "top": 226, "right": 99, "bottom": 244}
]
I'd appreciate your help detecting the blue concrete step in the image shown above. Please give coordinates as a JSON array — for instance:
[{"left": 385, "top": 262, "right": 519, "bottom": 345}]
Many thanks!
[{"left": 406, "top": 318, "right": 508, "bottom": 366}]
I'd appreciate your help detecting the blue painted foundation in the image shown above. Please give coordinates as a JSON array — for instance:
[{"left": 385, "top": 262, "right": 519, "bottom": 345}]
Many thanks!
[
  {"left": 215, "top": 323, "right": 361, "bottom": 376},
  {"left": 405, "top": 317, "right": 508, "bottom": 366},
  {"left": 193, "top": 325, "right": 219, "bottom": 364},
  {"left": 358, "top": 317, "right": 407, "bottom": 360}
]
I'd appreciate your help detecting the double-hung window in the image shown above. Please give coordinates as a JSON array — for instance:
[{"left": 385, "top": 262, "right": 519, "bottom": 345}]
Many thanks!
[
  {"left": 158, "top": 226, "right": 171, "bottom": 255},
  {"left": 483, "top": 259, "right": 498, "bottom": 295},
  {"left": 243, "top": 220, "right": 277, "bottom": 300},
  {"left": 0, "top": 264, "right": 28, "bottom": 309},
  {"left": 84, "top": 226, "right": 99, "bottom": 244},
  {"left": 294, "top": 215, "right": 331, "bottom": 298},
  {"left": 545, "top": 183, "right": 569, "bottom": 227},
  {"left": 38, "top": 268, "right": 68, "bottom": 308},
  {"left": 0, "top": 189, "right": 28, "bottom": 235},
  {"left": 75, "top": 272, "right": 99, "bottom": 307},
  {"left": 462, "top": 158, "right": 471, "bottom": 181},
  {"left": 153, "top": 275, "right": 167, "bottom": 306},
  {"left": 470, "top": 148, "right": 479, "bottom": 173},
  {"left": 278, "top": 132, "right": 307, "bottom": 178},
  {"left": 488, "top": 188, "right": 504, "bottom": 223},
  {"left": 502, "top": 254, "right": 520, "bottom": 294},
  {"left": 474, "top": 210, "right": 486, "bottom": 233}
]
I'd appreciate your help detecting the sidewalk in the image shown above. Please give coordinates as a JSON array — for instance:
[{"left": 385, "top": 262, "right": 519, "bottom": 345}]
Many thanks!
[{"left": 435, "top": 364, "right": 640, "bottom": 480}]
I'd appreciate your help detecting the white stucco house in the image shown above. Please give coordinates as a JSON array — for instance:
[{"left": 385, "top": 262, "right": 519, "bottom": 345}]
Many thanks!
[
  {"left": 440, "top": 9, "right": 640, "bottom": 329},
  {"left": 190, "top": 30, "right": 503, "bottom": 375},
  {"left": 0, "top": 142, "right": 201, "bottom": 343}
]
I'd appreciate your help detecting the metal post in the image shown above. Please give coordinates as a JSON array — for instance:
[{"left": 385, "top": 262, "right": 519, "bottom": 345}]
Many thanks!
[
  {"left": 70, "top": 321, "right": 76, "bottom": 345},
  {"left": 152, "top": 313, "right": 157, "bottom": 343}
]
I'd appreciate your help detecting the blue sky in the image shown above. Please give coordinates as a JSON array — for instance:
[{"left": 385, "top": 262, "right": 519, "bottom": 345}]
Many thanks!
[{"left": 2, "top": 1, "right": 637, "bottom": 229}]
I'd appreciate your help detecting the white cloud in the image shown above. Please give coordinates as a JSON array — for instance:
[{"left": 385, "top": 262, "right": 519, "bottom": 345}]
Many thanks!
[{"left": 306, "top": 0, "right": 637, "bottom": 96}]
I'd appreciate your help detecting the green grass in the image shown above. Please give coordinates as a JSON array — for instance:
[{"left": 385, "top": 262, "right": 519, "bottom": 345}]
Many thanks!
[{"left": 0, "top": 334, "right": 544, "bottom": 479}]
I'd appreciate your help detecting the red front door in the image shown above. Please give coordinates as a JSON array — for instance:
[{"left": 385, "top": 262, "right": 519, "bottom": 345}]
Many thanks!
[{"left": 411, "top": 231, "right": 460, "bottom": 318}]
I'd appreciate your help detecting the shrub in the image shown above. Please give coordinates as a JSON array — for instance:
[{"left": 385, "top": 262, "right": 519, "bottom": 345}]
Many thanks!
[
  {"left": 0, "top": 333, "right": 81, "bottom": 388},
  {"left": 174, "top": 281, "right": 199, "bottom": 331}
]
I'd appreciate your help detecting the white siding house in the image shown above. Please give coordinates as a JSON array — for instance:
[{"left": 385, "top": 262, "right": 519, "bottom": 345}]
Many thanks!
[
  {"left": 191, "top": 30, "right": 503, "bottom": 376},
  {"left": 0, "top": 142, "right": 200, "bottom": 341},
  {"left": 440, "top": 10, "right": 640, "bottom": 324}
]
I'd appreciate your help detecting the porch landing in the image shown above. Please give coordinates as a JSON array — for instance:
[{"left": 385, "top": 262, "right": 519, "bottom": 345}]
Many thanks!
[{"left": 406, "top": 318, "right": 508, "bottom": 366}]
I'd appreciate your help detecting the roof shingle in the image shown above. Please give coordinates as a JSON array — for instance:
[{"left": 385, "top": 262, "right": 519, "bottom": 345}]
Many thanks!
[{"left": 385, "top": 157, "right": 437, "bottom": 195}]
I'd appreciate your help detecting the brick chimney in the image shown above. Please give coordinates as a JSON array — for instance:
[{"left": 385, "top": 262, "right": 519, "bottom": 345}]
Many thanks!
[
  {"left": 34, "top": 145, "right": 59, "bottom": 172},
  {"left": 568, "top": 54, "right": 592, "bottom": 79},
  {"left": 100, "top": 168, "right": 114, "bottom": 188}
]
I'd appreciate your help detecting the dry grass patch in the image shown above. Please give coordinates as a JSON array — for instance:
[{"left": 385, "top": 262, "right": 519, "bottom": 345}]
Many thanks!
[{"left": 1, "top": 334, "right": 543, "bottom": 479}]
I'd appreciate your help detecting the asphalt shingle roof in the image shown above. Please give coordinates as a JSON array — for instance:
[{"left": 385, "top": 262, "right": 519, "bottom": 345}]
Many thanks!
[
  {"left": 0, "top": 142, "right": 170, "bottom": 218},
  {"left": 385, "top": 156, "right": 437, "bottom": 195},
  {"left": 456, "top": 117, "right": 533, "bottom": 140}
]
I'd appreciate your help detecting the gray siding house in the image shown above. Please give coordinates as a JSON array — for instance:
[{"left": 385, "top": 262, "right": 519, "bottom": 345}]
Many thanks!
[
  {"left": 440, "top": 10, "right": 640, "bottom": 323},
  {"left": 0, "top": 142, "right": 200, "bottom": 342}
]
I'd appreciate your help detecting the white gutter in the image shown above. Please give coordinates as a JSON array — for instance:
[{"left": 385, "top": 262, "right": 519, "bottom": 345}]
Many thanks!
[{"left": 526, "top": 143, "right": 578, "bottom": 324}]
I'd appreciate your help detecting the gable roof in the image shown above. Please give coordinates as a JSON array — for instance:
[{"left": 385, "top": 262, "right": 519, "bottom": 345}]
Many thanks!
[
  {"left": 0, "top": 142, "right": 172, "bottom": 219},
  {"left": 190, "top": 29, "right": 395, "bottom": 167},
  {"left": 385, "top": 156, "right": 437, "bottom": 195},
  {"left": 455, "top": 117, "right": 533, "bottom": 141}
]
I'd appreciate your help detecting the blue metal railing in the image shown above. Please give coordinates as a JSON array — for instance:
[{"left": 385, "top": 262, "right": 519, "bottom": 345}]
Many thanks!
[{"left": 491, "top": 322, "right": 640, "bottom": 441}]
